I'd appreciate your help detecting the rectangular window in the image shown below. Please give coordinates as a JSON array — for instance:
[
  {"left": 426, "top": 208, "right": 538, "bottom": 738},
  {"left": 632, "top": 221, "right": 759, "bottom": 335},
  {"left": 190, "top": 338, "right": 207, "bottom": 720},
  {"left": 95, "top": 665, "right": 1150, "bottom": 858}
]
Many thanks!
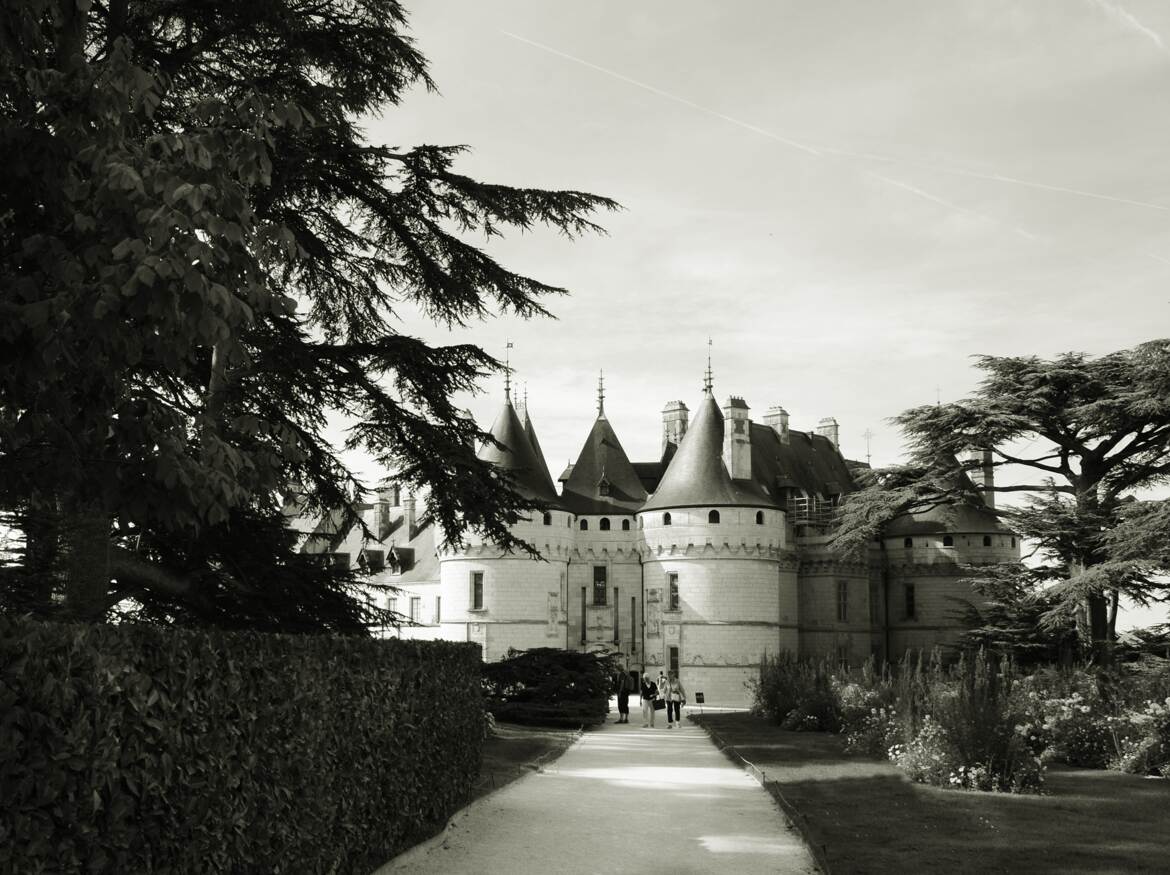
[
  {"left": 667, "top": 573, "right": 679, "bottom": 611},
  {"left": 593, "top": 566, "right": 607, "bottom": 605},
  {"left": 433, "top": 595, "right": 441, "bottom": 624},
  {"left": 471, "top": 571, "right": 484, "bottom": 610},
  {"left": 669, "top": 646, "right": 679, "bottom": 677},
  {"left": 904, "top": 584, "right": 916, "bottom": 620},
  {"left": 613, "top": 587, "right": 620, "bottom": 643},
  {"left": 408, "top": 596, "right": 421, "bottom": 623},
  {"left": 387, "top": 596, "right": 397, "bottom": 614},
  {"left": 836, "top": 580, "right": 849, "bottom": 623}
]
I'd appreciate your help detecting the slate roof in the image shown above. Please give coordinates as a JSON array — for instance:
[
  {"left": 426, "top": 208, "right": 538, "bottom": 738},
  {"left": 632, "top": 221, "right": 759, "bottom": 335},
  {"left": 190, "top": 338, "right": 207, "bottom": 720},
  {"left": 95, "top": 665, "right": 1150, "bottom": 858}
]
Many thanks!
[
  {"left": 560, "top": 413, "right": 648, "bottom": 515},
  {"left": 882, "top": 495, "right": 1012, "bottom": 536},
  {"left": 642, "top": 394, "right": 779, "bottom": 511},
  {"left": 749, "top": 424, "right": 857, "bottom": 500},
  {"left": 521, "top": 407, "right": 556, "bottom": 495},
  {"left": 478, "top": 399, "right": 562, "bottom": 506}
]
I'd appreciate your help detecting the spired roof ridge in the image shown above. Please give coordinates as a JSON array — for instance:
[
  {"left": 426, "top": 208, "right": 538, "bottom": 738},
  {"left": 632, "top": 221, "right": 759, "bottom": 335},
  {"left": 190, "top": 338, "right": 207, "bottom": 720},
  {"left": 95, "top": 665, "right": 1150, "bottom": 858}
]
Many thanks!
[
  {"left": 562, "top": 412, "right": 647, "bottom": 514},
  {"left": 642, "top": 394, "right": 778, "bottom": 511},
  {"left": 479, "top": 399, "right": 561, "bottom": 506}
]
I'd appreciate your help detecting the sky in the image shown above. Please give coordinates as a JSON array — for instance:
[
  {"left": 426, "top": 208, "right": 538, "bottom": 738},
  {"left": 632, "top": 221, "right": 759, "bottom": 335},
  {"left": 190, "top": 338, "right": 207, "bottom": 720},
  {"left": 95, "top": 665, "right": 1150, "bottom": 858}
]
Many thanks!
[{"left": 349, "top": 1, "right": 1169, "bottom": 623}]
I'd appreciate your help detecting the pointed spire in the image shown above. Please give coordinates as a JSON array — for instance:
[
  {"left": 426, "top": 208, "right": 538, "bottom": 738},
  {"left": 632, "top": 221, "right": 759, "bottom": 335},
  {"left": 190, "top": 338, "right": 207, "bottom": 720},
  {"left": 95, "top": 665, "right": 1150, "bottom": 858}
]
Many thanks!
[
  {"left": 597, "top": 369, "right": 605, "bottom": 416},
  {"left": 503, "top": 341, "right": 514, "bottom": 401},
  {"left": 703, "top": 337, "right": 714, "bottom": 396}
]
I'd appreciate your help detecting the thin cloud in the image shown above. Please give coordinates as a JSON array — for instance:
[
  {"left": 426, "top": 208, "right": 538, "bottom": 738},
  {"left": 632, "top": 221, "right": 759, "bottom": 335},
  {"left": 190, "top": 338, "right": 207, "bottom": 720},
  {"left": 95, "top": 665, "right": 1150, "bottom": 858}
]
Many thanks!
[
  {"left": 1087, "top": 0, "right": 1167, "bottom": 53},
  {"left": 868, "top": 172, "right": 1038, "bottom": 241},
  {"left": 502, "top": 29, "right": 1170, "bottom": 214}
]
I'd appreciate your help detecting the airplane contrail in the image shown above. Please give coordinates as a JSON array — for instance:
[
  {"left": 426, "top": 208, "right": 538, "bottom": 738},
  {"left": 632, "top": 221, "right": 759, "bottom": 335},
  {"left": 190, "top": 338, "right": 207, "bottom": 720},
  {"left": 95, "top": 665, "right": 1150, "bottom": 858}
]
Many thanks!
[
  {"left": 501, "top": 29, "right": 1170, "bottom": 215},
  {"left": 867, "top": 172, "right": 1038, "bottom": 241}
]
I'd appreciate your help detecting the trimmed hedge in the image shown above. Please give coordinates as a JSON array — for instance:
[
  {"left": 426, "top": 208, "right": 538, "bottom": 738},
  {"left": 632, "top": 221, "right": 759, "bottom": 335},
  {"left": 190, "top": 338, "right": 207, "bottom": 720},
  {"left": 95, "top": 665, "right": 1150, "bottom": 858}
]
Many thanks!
[
  {"left": 0, "top": 617, "right": 483, "bottom": 874},
  {"left": 482, "top": 647, "right": 614, "bottom": 727}
]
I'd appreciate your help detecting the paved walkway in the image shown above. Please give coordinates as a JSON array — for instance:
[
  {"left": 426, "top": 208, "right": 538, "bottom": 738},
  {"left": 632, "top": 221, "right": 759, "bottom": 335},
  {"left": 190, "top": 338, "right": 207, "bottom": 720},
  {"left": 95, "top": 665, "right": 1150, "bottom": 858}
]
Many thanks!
[{"left": 377, "top": 712, "right": 818, "bottom": 875}]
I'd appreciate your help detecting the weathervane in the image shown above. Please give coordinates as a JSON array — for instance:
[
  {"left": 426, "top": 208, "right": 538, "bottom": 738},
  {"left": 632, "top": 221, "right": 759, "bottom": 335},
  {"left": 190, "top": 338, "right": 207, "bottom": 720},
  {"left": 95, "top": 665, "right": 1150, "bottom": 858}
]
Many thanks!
[
  {"left": 597, "top": 369, "right": 605, "bottom": 414},
  {"left": 504, "top": 340, "right": 514, "bottom": 401},
  {"left": 703, "top": 337, "right": 713, "bottom": 395},
  {"left": 863, "top": 428, "right": 874, "bottom": 466}
]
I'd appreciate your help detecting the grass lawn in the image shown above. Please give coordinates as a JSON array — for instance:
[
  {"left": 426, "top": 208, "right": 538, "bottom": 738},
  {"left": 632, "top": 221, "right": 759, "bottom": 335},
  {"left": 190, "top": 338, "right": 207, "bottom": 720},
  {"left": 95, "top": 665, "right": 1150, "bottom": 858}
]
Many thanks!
[
  {"left": 697, "top": 713, "right": 1170, "bottom": 875},
  {"left": 469, "top": 722, "right": 579, "bottom": 804}
]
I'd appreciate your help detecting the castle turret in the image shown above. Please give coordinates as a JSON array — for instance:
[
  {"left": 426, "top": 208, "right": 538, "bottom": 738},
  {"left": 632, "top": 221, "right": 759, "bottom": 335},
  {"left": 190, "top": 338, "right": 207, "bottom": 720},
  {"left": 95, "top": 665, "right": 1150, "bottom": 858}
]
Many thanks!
[
  {"left": 722, "top": 396, "right": 751, "bottom": 480},
  {"left": 965, "top": 447, "right": 995, "bottom": 509}
]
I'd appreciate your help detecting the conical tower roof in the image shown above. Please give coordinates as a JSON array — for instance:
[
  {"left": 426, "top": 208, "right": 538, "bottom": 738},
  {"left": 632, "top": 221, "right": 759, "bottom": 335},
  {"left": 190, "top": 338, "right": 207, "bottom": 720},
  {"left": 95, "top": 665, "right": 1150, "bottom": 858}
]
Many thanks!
[
  {"left": 521, "top": 406, "right": 556, "bottom": 494},
  {"left": 479, "top": 399, "right": 561, "bottom": 506},
  {"left": 642, "top": 393, "right": 777, "bottom": 511},
  {"left": 562, "top": 411, "right": 648, "bottom": 515}
]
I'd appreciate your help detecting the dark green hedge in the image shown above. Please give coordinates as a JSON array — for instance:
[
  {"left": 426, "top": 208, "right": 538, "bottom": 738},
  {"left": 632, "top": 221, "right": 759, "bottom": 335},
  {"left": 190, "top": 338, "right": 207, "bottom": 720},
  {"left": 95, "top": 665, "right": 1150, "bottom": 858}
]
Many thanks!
[
  {"left": 482, "top": 647, "right": 615, "bottom": 727},
  {"left": 0, "top": 617, "right": 483, "bottom": 874}
]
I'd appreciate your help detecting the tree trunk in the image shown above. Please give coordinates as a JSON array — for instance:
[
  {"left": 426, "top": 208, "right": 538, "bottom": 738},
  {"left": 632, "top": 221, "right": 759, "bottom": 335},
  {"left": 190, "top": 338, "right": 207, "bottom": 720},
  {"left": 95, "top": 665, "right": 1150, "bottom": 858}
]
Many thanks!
[
  {"left": 1086, "top": 593, "right": 1111, "bottom": 664},
  {"left": 20, "top": 498, "right": 61, "bottom": 612},
  {"left": 62, "top": 499, "right": 112, "bottom": 622}
]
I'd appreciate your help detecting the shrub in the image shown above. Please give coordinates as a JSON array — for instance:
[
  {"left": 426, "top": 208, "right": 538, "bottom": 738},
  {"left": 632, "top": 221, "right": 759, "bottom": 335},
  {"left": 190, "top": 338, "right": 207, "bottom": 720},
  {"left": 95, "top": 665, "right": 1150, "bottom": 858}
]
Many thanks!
[
  {"left": 481, "top": 647, "right": 616, "bottom": 727},
  {"left": 1110, "top": 697, "right": 1170, "bottom": 776},
  {"left": 0, "top": 616, "right": 483, "bottom": 874},
  {"left": 750, "top": 653, "right": 842, "bottom": 731}
]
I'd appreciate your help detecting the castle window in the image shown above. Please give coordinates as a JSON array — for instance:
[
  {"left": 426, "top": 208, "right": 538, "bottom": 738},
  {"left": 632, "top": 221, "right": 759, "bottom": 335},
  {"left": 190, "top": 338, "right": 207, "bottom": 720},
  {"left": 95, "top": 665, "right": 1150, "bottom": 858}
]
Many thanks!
[
  {"left": 668, "top": 573, "right": 680, "bottom": 611},
  {"left": 387, "top": 596, "right": 397, "bottom": 614},
  {"left": 600, "top": 517, "right": 611, "bottom": 531},
  {"left": 708, "top": 509, "right": 720, "bottom": 524},
  {"left": 1011, "top": 536, "right": 1016, "bottom": 548},
  {"left": 580, "top": 519, "right": 589, "bottom": 531},
  {"left": 471, "top": 571, "right": 484, "bottom": 610},
  {"left": 408, "top": 597, "right": 421, "bottom": 623},
  {"left": 638, "top": 517, "right": 644, "bottom": 529},
  {"left": 755, "top": 511, "right": 764, "bottom": 525},
  {"left": 621, "top": 519, "right": 630, "bottom": 531},
  {"left": 433, "top": 596, "right": 441, "bottom": 624},
  {"left": 836, "top": 580, "right": 848, "bottom": 622},
  {"left": 593, "top": 566, "right": 607, "bottom": 605},
  {"left": 903, "top": 537, "right": 913, "bottom": 548},
  {"left": 663, "top": 512, "right": 672, "bottom": 526},
  {"left": 904, "top": 584, "right": 916, "bottom": 620},
  {"left": 942, "top": 535, "right": 954, "bottom": 547},
  {"left": 982, "top": 535, "right": 992, "bottom": 547},
  {"left": 543, "top": 512, "right": 552, "bottom": 526},
  {"left": 599, "top": 479, "right": 610, "bottom": 496}
]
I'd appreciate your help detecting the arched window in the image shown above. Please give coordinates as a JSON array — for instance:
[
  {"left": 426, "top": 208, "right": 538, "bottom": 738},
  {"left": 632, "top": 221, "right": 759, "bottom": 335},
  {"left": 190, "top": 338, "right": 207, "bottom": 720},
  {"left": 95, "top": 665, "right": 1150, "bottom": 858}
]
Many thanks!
[
  {"left": 600, "top": 518, "right": 611, "bottom": 531},
  {"left": 663, "top": 512, "right": 672, "bottom": 526},
  {"left": 755, "top": 511, "right": 764, "bottom": 525},
  {"left": 708, "top": 509, "right": 720, "bottom": 524},
  {"left": 943, "top": 535, "right": 954, "bottom": 547},
  {"left": 903, "top": 537, "right": 913, "bottom": 548},
  {"left": 621, "top": 519, "right": 630, "bottom": 531},
  {"left": 982, "top": 535, "right": 992, "bottom": 547},
  {"left": 542, "top": 512, "right": 552, "bottom": 526},
  {"left": 580, "top": 519, "right": 589, "bottom": 531},
  {"left": 1011, "top": 536, "right": 1016, "bottom": 548}
]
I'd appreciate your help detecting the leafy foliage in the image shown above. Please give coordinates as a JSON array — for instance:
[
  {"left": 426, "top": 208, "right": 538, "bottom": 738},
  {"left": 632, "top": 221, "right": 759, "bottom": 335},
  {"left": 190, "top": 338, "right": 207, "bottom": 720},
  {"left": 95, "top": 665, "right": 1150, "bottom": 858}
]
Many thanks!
[
  {"left": 0, "top": 615, "right": 483, "bottom": 873},
  {"left": 481, "top": 647, "right": 617, "bottom": 727},
  {"left": 832, "top": 341, "right": 1170, "bottom": 655},
  {"left": 0, "top": 1, "right": 617, "bottom": 624}
]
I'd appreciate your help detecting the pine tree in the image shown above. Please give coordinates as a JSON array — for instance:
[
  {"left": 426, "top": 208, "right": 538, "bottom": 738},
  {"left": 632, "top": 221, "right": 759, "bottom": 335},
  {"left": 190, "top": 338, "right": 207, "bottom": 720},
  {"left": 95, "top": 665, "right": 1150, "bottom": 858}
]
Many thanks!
[{"left": 0, "top": 1, "right": 617, "bottom": 626}]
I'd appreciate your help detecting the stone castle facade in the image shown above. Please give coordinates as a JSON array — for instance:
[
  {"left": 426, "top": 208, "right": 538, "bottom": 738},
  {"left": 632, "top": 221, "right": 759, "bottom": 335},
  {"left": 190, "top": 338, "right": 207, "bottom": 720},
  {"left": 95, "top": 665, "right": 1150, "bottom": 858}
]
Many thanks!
[{"left": 297, "top": 376, "right": 1018, "bottom": 706}]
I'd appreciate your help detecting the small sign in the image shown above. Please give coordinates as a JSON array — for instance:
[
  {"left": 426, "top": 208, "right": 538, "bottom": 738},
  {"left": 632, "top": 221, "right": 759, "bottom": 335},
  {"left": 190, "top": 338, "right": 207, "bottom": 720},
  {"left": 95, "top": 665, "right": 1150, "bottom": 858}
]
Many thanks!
[{"left": 695, "top": 692, "right": 705, "bottom": 704}]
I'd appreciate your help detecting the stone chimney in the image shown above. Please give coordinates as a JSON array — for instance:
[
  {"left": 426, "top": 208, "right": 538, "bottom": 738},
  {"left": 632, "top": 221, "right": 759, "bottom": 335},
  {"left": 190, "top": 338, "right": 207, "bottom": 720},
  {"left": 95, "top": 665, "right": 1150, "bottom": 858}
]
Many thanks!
[
  {"left": 965, "top": 447, "right": 995, "bottom": 509},
  {"left": 375, "top": 487, "right": 393, "bottom": 540},
  {"left": 816, "top": 417, "right": 840, "bottom": 450},
  {"left": 662, "top": 400, "right": 689, "bottom": 454},
  {"left": 402, "top": 492, "right": 417, "bottom": 539},
  {"left": 763, "top": 405, "right": 790, "bottom": 444},
  {"left": 722, "top": 396, "right": 752, "bottom": 480}
]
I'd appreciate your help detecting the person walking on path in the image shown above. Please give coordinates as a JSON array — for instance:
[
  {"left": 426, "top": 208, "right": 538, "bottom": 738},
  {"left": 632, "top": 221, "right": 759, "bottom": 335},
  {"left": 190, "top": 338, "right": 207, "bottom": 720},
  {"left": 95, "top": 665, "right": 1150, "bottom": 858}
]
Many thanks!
[
  {"left": 639, "top": 672, "right": 658, "bottom": 728},
  {"left": 664, "top": 671, "right": 687, "bottom": 728},
  {"left": 615, "top": 670, "right": 631, "bottom": 723}
]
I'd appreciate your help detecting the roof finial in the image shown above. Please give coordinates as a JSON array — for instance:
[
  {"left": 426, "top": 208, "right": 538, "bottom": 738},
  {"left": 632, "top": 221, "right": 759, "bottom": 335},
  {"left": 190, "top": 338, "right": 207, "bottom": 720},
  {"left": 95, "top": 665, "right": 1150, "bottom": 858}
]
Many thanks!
[
  {"left": 597, "top": 369, "right": 605, "bottom": 415},
  {"left": 504, "top": 340, "right": 514, "bottom": 401},
  {"left": 523, "top": 382, "right": 529, "bottom": 415},
  {"left": 863, "top": 428, "right": 874, "bottom": 466},
  {"left": 703, "top": 337, "right": 713, "bottom": 395}
]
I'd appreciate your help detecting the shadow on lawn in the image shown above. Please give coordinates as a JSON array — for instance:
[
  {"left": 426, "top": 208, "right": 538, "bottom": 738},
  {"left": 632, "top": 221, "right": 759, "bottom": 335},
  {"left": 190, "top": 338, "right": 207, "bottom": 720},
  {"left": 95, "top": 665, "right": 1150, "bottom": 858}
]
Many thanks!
[{"left": 699, "top": 713, "right": 1170, "bottom": 875}]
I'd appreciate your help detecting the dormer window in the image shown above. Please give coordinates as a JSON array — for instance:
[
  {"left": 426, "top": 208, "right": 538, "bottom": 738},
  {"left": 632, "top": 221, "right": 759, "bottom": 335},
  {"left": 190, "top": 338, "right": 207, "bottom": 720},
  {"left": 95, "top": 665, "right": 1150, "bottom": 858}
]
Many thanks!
[
  {"left": 598, "top": 478, "right": 611, "bottom": 497},
  {"left": 600, "top": 518, "right": 611, "bottom": 531},
  {"left": 708, "top": 510, "right": 720, "bottom": 524}
]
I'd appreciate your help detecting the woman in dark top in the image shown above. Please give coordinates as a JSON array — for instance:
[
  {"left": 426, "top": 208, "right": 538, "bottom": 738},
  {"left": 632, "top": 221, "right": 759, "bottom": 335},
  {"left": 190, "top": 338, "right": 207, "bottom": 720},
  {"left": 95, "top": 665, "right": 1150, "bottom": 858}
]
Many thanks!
[
  {"left": 640, "top": 673, "right": 658, "bottom": 728},
  {"left": 616, "top": 670, "right": 632, "bottom": 723}
]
